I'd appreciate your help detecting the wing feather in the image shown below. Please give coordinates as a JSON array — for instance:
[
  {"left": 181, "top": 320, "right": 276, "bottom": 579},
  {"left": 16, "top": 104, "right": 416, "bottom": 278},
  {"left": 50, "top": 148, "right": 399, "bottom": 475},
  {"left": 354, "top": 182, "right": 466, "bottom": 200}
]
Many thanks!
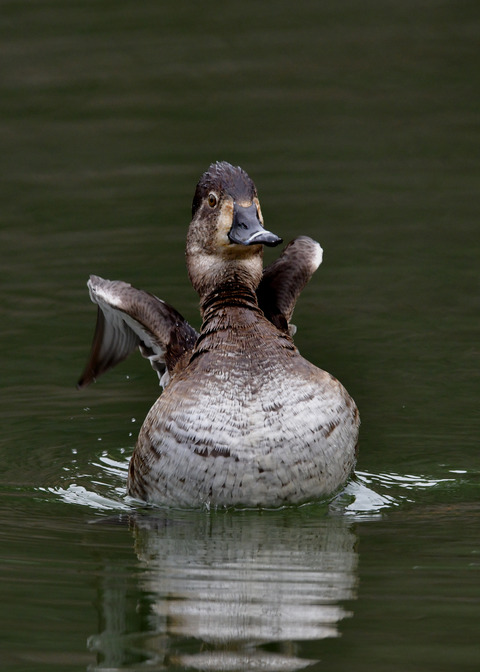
[
  {"left": 257, "top": 236, "right": 323, "bottom": 333},
  {"left": 77, "top": 275, "right": 198, "bottom": 389}
]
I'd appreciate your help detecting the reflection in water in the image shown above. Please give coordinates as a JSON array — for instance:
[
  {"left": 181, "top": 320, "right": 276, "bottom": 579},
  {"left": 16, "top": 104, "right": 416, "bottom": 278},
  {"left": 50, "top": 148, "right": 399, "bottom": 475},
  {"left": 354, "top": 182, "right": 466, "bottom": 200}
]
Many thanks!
[{"left": 89, "top": 510, "right": 358, "bottom": 671}]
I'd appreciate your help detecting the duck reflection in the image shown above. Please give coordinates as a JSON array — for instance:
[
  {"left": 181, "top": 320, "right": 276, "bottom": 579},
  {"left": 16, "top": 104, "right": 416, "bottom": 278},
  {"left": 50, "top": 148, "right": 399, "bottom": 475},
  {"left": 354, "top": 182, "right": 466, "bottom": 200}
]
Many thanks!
[{"left": 90, "top": 509, "right": 358, "bottom": 671}]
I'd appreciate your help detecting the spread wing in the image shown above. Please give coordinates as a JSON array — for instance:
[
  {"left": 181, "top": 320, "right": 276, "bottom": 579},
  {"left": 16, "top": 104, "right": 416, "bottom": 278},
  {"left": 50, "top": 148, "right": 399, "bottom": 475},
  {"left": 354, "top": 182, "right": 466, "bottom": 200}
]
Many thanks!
[
  {"left": 257, "top": 236, "right": 323, "bottom": 333},
  {"left": 77, "top": 275, "right": 198, "bottom": 389}
]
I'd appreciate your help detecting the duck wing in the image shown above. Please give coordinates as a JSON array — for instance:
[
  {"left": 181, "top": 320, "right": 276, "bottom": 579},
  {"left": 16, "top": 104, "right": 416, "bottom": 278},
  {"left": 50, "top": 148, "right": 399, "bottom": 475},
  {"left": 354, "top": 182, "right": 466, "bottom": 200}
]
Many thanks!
[
  {"left": 77, "top": 275, "right": 198, "bottom": 389},
  {"left": 256, "top": 236, "right": 323, "bottom": 333}
]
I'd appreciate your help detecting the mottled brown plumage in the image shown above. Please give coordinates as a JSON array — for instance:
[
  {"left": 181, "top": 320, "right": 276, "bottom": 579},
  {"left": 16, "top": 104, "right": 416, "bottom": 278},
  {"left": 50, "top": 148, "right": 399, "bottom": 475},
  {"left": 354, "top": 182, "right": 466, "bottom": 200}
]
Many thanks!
[{"left": 78, "top": 161, "right": 360, "bottom": 508}]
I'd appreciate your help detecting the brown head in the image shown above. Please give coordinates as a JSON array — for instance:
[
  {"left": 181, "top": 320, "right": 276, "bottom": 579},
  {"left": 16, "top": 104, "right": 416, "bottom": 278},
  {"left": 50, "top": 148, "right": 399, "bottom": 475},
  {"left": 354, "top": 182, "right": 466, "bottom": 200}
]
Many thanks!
[{"left": 186, "top": 162, "right": 282, "bottom": 300}]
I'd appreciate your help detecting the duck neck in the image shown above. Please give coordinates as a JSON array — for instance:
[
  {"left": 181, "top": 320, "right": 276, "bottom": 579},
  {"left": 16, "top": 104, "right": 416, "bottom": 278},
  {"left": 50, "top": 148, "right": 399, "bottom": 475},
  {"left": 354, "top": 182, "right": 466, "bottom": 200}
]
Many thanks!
[{"left": 200, "top": 281, "right": 262, "bottom": 324}]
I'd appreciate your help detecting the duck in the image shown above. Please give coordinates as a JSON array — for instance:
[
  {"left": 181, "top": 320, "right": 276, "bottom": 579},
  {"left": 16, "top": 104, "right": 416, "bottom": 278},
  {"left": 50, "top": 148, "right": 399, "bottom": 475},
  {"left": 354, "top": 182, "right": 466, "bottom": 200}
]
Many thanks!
[{"left": 78, "top": 161, "right": 359, "bottom": 508}]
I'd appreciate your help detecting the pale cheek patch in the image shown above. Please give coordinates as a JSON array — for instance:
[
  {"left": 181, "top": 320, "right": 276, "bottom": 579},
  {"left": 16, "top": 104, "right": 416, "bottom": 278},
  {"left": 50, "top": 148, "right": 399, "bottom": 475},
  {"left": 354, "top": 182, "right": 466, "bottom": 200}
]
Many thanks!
[
  {"left": 253, "top": 197, "right": 264, "bottom": 227},
  {"left": 215, "top": 201, "right": 234, "bottom": 249}
]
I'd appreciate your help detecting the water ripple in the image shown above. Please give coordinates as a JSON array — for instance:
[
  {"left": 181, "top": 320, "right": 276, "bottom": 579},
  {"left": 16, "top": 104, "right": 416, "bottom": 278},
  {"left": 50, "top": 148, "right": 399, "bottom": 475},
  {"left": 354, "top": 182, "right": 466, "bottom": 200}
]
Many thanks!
[
  {"left": 330, "top": 470, "right": 456, "bottom": 520},
  {"left": 38, "top": 445, "right": 461, "bottom": 520}
]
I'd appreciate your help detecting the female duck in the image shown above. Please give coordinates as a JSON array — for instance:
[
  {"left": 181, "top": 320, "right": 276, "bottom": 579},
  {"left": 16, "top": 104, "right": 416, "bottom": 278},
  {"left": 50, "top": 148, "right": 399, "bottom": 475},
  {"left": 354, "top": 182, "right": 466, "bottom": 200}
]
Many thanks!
[{"left": 78, "top": 161, "right": 359, "bottom": 508}]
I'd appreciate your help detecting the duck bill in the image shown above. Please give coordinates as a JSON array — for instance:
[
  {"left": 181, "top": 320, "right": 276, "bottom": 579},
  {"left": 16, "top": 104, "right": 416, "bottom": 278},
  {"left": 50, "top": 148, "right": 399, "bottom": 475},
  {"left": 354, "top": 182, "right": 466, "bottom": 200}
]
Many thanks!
[{"left": 228, "top": 202, "right": 282, "bottom": 247}]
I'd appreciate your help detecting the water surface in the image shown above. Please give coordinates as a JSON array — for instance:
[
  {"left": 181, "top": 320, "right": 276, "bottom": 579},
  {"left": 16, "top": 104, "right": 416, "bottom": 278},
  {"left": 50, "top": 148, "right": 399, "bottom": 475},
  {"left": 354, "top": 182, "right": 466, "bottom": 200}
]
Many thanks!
[{"left": 1, "top": 1, "right": 479, "bottom": 670}]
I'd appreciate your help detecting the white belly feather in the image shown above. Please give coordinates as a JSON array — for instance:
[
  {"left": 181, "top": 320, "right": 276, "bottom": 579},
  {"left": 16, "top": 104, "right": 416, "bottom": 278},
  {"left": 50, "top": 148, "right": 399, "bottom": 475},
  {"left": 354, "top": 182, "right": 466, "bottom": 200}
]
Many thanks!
[{"left": 133, "top": 353, "right": 358, "bottom": 508}]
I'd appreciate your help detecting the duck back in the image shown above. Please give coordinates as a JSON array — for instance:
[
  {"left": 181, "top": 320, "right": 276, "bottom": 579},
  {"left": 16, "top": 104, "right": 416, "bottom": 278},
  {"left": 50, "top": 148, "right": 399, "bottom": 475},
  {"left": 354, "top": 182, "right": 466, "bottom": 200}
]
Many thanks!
[{"left": 128, "top": 301, "right": 358, "bottom": 508}]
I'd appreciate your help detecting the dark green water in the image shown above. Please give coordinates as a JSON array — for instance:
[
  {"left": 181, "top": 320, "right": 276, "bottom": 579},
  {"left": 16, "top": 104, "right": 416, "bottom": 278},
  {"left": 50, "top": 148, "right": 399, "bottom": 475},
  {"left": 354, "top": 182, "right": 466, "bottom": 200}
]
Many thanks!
[{"left": 1, "top": 1, "right": 479, "bottom": 670}]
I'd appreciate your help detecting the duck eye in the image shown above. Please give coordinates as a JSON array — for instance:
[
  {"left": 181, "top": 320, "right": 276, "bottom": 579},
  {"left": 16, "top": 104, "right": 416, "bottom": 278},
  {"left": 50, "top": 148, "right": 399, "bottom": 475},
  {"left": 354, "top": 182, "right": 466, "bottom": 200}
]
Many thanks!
[{"left": 207, "top": 193, "right": 217, "bottom": 208}]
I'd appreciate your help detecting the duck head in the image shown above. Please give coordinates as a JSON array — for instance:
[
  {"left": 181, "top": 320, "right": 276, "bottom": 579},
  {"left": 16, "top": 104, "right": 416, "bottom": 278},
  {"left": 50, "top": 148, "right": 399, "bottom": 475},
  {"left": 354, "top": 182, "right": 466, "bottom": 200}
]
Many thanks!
[{"left": 186, "top": 161, "right": 282, "bottom": 299}]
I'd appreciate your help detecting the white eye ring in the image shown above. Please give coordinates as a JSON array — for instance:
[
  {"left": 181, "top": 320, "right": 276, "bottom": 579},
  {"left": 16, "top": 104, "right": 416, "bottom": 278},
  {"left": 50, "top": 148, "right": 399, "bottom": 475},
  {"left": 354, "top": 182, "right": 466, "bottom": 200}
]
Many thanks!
[{"left": 207, "top": 193, "right": 218, "bottom": 208}]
